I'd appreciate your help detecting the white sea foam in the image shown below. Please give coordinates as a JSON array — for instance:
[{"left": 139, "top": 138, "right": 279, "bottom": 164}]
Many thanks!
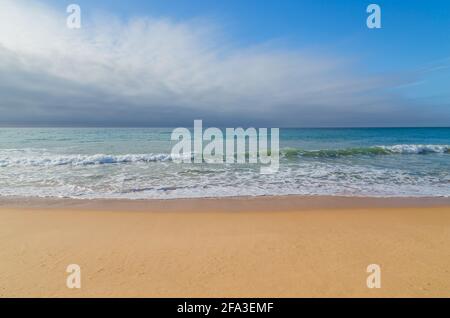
[
  {"left": 380, "top": 144, "right": 450, "bottom": 154},
  {"left": 0, "top": 158, "right": 449, "bottom": 199},
  {"left": 0, "top": 144, "right": 449, "bottom": 167},
  {"left": 0, "top": 153, "right": 174, "bottom": 167},
  {"left": 0, "top": 144, "right": 449, "bottom": 199}
]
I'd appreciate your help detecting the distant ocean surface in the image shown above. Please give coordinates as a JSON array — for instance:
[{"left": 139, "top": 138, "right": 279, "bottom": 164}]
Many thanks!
[{"left": 0, "top": 127, "right": 449, "bottom": 199}]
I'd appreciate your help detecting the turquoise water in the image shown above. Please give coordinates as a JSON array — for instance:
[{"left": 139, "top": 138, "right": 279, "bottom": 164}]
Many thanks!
[{"left": 0, "top": 127, "right": 449, "bottom": 198}]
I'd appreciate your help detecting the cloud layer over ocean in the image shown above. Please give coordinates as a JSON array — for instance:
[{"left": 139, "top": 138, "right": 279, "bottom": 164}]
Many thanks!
[{"left": 0, "top": 0, "right": 447, "bottom": 126}]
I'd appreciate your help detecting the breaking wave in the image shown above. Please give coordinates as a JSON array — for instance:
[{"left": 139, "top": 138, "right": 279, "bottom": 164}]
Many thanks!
[
  {"left": 282, "top": 144, "right": 450, "bottom": 158},
  {"left": 0, "top": 144, "right": 449, "bottom": 167},
  {"left": 0, "top": 153, "right": 174, "bottom": 167}
]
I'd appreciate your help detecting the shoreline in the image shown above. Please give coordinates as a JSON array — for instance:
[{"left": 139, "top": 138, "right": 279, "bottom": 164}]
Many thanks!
[{"left": 2, "top": 194, "right": 450, "bottom": 212}]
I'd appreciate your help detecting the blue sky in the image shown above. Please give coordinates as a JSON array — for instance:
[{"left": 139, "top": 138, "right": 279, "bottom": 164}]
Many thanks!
[
  {"left": 44, "top": 0, "right": 450, "bottom": 71},
  {"left": 0, "top": 0, "right": 449, "bottom": 126}
]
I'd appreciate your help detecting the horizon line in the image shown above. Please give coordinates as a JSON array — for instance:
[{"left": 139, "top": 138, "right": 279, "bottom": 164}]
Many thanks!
[{"left": 0, "top": 125, "right": 449, "bottom": 129}]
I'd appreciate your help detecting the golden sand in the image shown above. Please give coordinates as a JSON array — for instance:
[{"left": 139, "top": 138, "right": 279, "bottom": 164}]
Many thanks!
[{"left": 0, "top": 196, "right": 449, "bottom": 297}]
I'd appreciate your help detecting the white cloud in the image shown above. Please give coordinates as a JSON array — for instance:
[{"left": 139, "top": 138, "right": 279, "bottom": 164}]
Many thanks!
[{"left": 0, "top": 0, "right": 444, "bottom": 126}]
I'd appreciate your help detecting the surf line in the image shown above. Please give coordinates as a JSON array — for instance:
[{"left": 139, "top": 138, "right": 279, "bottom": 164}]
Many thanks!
[{"left": 171, "top": 120, "right": 279, "bottom": 174}]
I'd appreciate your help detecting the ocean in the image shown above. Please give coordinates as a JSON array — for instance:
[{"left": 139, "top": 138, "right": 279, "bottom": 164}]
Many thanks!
[{"left": 0, "top": 127, "right": 449, "bottom": 199}]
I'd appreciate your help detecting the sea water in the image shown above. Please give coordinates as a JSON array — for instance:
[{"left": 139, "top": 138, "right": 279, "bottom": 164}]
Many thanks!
[{"left": 0, "top": 127, "right": 449, "bottom": 199}]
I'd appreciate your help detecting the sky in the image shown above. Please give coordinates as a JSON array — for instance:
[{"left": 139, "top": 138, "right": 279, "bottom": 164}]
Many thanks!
[{"left": 0, "top": 0, "right": 449, "bottom": 127}]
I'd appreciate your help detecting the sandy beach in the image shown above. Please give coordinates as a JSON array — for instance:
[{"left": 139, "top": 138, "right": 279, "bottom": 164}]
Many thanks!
[{"left": 0, "top": 196, "right": 449, "bottom": 298}]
